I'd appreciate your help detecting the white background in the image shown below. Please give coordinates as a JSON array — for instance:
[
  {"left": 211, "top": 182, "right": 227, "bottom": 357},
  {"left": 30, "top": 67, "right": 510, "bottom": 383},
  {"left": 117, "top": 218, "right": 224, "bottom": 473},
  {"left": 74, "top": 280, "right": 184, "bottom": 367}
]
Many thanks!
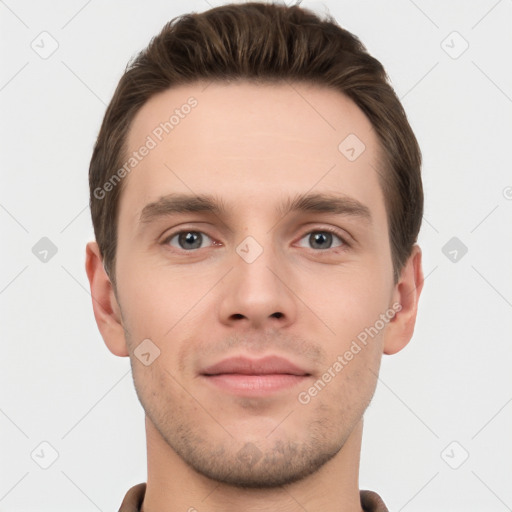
[{"left": 1, "top": 0, "right": 511, "bottom": 510}]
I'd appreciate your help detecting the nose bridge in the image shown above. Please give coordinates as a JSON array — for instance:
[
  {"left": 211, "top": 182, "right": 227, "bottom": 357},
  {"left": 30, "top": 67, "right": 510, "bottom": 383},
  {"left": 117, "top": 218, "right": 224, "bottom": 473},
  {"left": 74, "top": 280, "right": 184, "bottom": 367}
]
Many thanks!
[
  {"left": 234, "top": 232, "right": 283, "bottom": 299},
  {"left": 237, "top": 233, "right": 280, "bottom": 286},
  {"left": 218, "top": 231, "right": 297, "bottom": 328}
]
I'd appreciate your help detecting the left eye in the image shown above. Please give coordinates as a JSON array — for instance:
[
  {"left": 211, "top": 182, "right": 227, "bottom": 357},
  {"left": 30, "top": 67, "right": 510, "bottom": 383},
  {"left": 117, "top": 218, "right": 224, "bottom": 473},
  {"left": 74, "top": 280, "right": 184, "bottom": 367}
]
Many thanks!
[
  {"left": 297, "top": 230, "right": 345, "bottom": 250},
  {"left": 165, "top": 231, "right": 214, "bottom": 251}
]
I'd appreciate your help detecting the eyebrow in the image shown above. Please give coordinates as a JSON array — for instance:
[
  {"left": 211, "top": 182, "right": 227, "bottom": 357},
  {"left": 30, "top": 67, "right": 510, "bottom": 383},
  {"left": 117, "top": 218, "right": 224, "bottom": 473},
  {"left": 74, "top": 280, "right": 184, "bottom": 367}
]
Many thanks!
[
  {"left": 139, "top": 193, "right": 227, "bottom": 225},
  {"left": 278, "top": 192, "right": 372, "bottom": 223},
  {"left": 138, "top": 192, "right": 372, "bottom": 226}
]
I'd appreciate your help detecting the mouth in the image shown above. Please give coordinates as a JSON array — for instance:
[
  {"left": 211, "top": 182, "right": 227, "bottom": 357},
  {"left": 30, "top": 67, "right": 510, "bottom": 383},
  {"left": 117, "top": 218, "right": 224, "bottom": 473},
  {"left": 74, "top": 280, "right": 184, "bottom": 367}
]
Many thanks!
[{"left": 200, "top": 356, "right": 312, "bottom": 396}]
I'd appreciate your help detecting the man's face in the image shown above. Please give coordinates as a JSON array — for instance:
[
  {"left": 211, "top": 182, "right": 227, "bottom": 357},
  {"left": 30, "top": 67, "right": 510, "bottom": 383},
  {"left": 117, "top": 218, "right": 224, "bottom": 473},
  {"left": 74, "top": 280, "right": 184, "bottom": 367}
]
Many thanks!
[{"left": 114, "top": 81, "right": 398, "bottom": 487}]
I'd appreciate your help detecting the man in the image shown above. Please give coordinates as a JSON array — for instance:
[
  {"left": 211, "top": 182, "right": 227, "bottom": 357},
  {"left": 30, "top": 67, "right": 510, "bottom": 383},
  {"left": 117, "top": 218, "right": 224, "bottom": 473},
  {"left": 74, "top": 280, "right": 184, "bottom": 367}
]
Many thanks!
[{"left": 85, "top": 2, "right": 424, "bottom": 511}]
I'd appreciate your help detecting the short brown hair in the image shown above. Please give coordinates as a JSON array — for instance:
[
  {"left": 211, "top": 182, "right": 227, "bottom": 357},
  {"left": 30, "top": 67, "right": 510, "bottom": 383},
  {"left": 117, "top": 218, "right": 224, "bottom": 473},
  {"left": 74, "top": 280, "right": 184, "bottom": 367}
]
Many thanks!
[{"left": 89, "top": 1, "right": 422, "bottom": 286}]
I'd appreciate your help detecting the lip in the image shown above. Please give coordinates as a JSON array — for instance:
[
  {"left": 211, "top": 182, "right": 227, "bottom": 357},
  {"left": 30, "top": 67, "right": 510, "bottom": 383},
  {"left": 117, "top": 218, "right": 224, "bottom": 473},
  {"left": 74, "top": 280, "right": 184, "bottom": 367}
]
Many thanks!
[
  {"left": 201, "top": 355, "right": 310, "bottom": 376},
  {"left": 200, "top": 356, "right": 311, "bottom": 397}
]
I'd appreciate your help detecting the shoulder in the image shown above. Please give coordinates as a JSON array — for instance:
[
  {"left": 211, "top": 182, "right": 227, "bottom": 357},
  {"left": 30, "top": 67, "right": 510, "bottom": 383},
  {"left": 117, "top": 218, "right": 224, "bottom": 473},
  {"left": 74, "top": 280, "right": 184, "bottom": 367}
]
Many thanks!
[
  {"left": 360, "top": 489, "right": 389, "bottom": 512},
  {"left": 118, "top": 482, "right": 146, "bottom": 512}
]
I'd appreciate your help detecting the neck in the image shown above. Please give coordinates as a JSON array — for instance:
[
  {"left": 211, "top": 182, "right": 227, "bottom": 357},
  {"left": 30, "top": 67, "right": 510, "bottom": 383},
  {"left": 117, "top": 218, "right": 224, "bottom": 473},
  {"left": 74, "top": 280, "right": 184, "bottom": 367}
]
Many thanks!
[{"left": 141, "top": 416, "right": 365, "bottom": 512}]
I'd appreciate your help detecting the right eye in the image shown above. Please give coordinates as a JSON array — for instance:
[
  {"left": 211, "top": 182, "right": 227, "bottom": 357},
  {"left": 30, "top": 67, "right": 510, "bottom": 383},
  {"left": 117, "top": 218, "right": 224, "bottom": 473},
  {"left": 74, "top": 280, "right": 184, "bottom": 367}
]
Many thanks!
[{"left": 163, "top": 230, "right": 216, "bottom": 251}]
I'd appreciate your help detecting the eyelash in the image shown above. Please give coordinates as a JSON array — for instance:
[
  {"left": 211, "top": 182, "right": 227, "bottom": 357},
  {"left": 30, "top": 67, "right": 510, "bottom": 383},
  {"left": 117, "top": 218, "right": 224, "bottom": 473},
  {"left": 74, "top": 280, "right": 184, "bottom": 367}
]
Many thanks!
[{"left": 161, "top": 227, "right": 351, "bottom": 252}]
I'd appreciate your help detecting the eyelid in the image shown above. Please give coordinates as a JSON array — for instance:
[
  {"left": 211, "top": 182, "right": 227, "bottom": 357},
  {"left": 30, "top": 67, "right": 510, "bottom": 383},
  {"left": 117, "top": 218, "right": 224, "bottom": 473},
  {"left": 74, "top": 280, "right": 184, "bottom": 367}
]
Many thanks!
[{"left": 159, "top": 222, "right": 217, "bottom": 242}]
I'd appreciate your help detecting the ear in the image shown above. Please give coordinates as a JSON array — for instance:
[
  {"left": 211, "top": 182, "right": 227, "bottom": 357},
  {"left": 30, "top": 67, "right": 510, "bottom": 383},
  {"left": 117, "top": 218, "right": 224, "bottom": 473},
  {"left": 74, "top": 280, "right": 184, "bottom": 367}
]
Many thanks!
[
  {"left": 383, "top": 244, "right": 424, "bottom": 355},
  {"left": 85, "top": 241, "right": 129, "bottom": 357}
]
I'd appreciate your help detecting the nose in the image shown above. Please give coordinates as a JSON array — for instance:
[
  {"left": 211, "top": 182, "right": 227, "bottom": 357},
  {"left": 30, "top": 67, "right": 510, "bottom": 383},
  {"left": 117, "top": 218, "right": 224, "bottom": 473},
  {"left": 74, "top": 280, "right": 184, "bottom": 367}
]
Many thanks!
[{"left": 218, "top": 239, "right": 297, "bottom": 330}]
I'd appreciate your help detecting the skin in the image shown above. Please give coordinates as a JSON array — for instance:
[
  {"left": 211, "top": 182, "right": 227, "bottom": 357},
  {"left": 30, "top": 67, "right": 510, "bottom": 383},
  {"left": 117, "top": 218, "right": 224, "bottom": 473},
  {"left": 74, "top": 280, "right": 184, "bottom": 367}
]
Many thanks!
[{"left": 86, "top": 81, "right": 423, "bottom": 512}]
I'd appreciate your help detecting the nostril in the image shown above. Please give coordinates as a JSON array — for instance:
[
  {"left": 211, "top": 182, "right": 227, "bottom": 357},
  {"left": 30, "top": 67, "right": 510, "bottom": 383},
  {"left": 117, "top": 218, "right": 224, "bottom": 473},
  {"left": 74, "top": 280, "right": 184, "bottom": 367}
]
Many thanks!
[{"left": 271, "top": 312, "right": 284, "bottom": 319}]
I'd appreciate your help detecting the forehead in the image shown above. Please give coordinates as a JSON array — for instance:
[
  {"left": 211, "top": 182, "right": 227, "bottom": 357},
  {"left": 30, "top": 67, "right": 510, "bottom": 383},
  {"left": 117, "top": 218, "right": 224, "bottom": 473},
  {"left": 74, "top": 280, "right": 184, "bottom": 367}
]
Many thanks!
[{"left": 121, "top": 81, "right": 385, "bottom": 224}]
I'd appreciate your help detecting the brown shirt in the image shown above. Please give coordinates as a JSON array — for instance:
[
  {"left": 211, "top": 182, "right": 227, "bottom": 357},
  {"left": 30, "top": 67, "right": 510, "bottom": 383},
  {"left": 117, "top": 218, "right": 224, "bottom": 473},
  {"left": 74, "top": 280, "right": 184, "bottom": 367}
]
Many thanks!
[{"left": 118, "top": 483, "right": 389, "bottom": 511}]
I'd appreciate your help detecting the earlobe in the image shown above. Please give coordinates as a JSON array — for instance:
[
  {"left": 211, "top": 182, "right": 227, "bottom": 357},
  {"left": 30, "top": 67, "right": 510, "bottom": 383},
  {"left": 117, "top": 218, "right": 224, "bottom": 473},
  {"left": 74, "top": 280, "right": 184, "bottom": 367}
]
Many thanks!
[
  {"left": 85, "top": 241, "right": 129, "bottom": 357},
  {"left": 383, "top": 244, "right": 424, "bottom": 355}
]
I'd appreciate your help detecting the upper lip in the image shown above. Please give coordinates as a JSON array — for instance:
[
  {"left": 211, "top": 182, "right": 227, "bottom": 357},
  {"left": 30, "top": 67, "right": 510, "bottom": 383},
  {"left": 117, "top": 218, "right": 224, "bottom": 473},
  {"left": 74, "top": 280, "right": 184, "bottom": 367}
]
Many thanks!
[{"left": 201, "top": 356, "right": 310, "bottom": 376}]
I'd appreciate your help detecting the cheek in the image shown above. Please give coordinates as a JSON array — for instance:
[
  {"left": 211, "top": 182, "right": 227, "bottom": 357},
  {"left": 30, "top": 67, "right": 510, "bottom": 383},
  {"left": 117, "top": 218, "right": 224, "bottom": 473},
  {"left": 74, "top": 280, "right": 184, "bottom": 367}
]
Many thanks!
[
  {"left": 116, "top": 257, "right": 214, "bottom": 342},
  {"left": 299, "top": 264, "right": 391, "bottom": 343}
]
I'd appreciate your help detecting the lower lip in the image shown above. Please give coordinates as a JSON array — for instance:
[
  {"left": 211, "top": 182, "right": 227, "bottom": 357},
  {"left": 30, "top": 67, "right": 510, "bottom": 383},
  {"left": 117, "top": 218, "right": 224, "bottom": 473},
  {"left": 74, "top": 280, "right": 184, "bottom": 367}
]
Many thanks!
[{"left": 201, "top": 374, "right": 309, "bottom": 396}]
